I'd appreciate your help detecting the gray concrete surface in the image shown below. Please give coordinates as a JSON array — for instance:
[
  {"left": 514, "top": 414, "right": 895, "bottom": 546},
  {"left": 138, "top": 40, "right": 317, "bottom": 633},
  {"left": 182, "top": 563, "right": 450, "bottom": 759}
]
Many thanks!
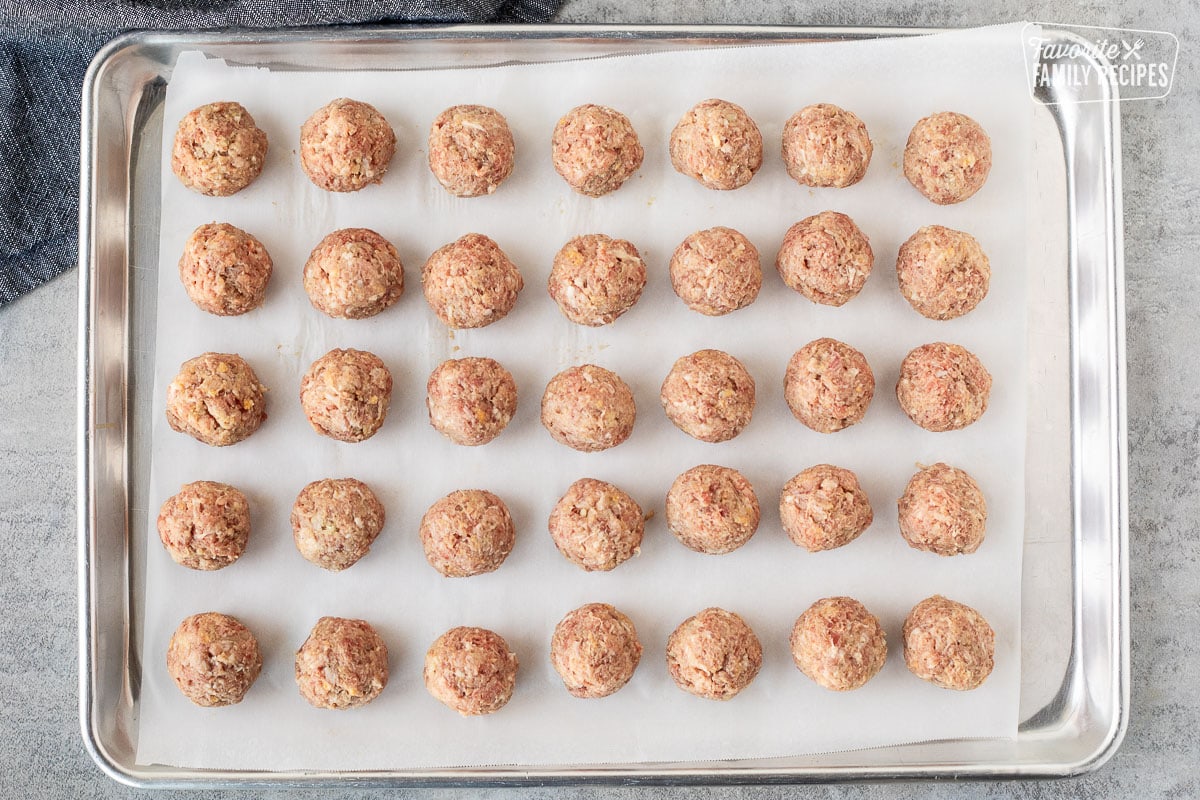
[{"left": 1, "top": 0, "right": 1196, "bottom": 797}]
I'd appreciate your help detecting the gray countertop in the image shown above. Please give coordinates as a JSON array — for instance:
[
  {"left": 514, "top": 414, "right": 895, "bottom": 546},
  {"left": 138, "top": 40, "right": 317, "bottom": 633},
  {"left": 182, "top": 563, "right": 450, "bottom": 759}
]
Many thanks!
[{"left": 2, "top": 0, "right": 1196, "bottom": 797}]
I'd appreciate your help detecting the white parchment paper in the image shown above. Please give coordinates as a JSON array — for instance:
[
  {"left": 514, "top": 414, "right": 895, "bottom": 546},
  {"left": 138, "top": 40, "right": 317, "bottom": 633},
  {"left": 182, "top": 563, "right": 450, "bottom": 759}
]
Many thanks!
[{"left": 137, "top": 24, "right": 1031, "bottom": 769}]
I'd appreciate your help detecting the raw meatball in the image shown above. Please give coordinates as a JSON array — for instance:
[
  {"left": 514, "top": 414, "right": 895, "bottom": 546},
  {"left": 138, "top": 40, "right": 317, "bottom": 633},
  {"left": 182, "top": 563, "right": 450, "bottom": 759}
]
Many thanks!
[
  {"left": 669, "top": 99, "right": 763, "bottom": 191},
  {"left": 165, "top": 352, "right": 266, "bottom": 447},
  {"left": 896, "top": 225, "right": 991, "bottom": 320},
  {"left": 781, "top": 103, "right": 873, "bottom": 188},
  {"left": 896, "top": 342, "right": 992, "bottom": 432},
  {"left": 903, "top": 112, "right": 992, "bottom": 205},
  {"left": 166, "top": 612, "right": 262, "bottom": 707},
  {"left": 665, "top": 464, "right": 760, "bottom": 555},
  {"left": 666, "top": 607, "right": 762, "bottom": 700},
  {"left": 660, "top": 349, "right": 755, "bottom": 443},
  {"left": 790, "top": 596, "right": 887, "bottom": 691},
  {"left": 300, "top": 98, "right": 396, "bottom": 193},
  {"left": 295, "top": 617, "right": 389, "bottom": 709},
  {"left": 780, "top": 464, "right": 873, "bottom": 552},
  {"left": 784, "top": 338, "right": 874, "bottom": 433},
  {"left": 898, "top": 463, "right": 987, "bottom": 556},
  {"left": 552, "top": 104, "right": 644, "bottom": 197},
  {"left": 303, "top": 228, "right": 404, "bottom": 320},
  {"left": 776, "top": 211, "right": 874, "bottom": 306},
  {"left": 427, "top": 104, "right": 515, "bottom": 197},
  {"left": 540, "top": 364, "right": 636, "bottom": 452},
  {"left": 178, "top": 222, "right": 272, "bottom": 316},
  {"left": 424, "top": 626, "right": 518, "bottom": 716},
  {"left": 157, "top": 481, "right": 250, "bottom": 570},
  {"left": 669, "top": 227, "right": 762, "bottom": 316},
  {"left": 550, "top": 603, "right": 642, "bottom": 698},
  {"left": 171, "top": 101, "right": 267, "bottom": 196},
  {"left": 421, "top": 233, "right": 523, "bottom": 329},
  {"left": 547, "top": 234, "right": 647, "bottom": 327},
  {"left": 420, "top": 489, "right": 515, "bottom": 578},
  {"left": 299, "top": 348, "right": 392, "bottom": 443},
  {"left": 903, "top": 595, "right": 995, "bottom": 690},
  {"left": 548, "top": 478, "right": 644, "bottom": 572},
  {"left": 426, "top": 357, "right": 517, "bottom": 446},
  {"left": 291, "top": 478, "right": 385, "bottom": 571}
]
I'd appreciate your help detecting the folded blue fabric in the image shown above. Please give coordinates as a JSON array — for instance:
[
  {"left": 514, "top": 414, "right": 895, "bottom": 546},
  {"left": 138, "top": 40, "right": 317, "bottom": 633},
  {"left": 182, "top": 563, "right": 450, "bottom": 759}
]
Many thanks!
[{"left": 0, "top": 0, "right": 562, "bottom": 305}]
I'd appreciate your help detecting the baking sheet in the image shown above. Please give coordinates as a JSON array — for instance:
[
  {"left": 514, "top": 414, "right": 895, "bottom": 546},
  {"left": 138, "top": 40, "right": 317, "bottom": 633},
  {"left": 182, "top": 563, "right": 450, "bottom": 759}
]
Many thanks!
[{"left": 137, "top": 23, "right": 1030, "bottom": 770}]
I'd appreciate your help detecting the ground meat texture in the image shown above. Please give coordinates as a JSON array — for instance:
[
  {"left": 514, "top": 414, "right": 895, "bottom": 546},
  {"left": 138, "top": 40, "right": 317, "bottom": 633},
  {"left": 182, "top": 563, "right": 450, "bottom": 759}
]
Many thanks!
[
  {"left": 790, "top": 597, "right": 887, "bottom": 691},
  {"left": 178, "top": 223, "right": 272, "bottom": 316},
  {"left": 171, "top": 101, "right": 268, "bottom": 197},
  {"left": 540, "top": 364, "right": 636, "bottom": 452},
  {"left": 291, "top": 478, "right": 385, "bottom": 571},
  {"left": 157, "top": 481, "right": 250, "bottom": 570},
  {"left": 669, "top": 227, "right": 762, "bottom": 316},
  {"left": 548, "top": 478, "right": 644, "bottom": 571},
  {"left": 665, "top": 464, "right": 760, "bottom": 554},
  {"left": 547, "top": 234, "right": 647, "bottom": 327},
  {"left": 903, "top": 595, "right": 995, "bottom": 690},
  {"left": 295, "top": 617, "right": 389, "bottom": 709},
  {"left": 166, "top": 612, "right": 262, "bottom": 707},
  {"left": 896, "top": 225, "right": 991, "bottom": 320},
  {"left": 903, "top": 111, "right": 992, "bottom": 205},
  {"left": 666, "top": 607, "right": 762, "bottom": 700},
  {"left": 776, "top": 211, "right": 874, "bottom": 307},
  {"left": 781, "top": 104, "right": 873, "bottom": 188},
  {"left": 669, "top": 99, "right": 763, "bottom": 191},
  {"left": 299, "top": 348, "right": 392, "bottom": 442},
  {"left": 303, "top": 228, "right": 403, "bottom": 319},
  {"left": 552, "top": 104, "right": 644, "bottom": 197},
  {"left": 420, "top": 489, "right": 515, "bottom": 578},
  {"left": 427, "top": 104, "right": 515, "bottom": 197},
  {"left": 424, "top": 626, "right": 518, "bottom": 716},
  {"left": 784, "top": 338, "right": 874, "bottom": 433},
  {"left": 660, "top": 349, "right": 755, "bottom": 443},
  {"left": 780, "top": 465, "right": 873, "bottom": 552},
  {"left": 421, "top": 233, "right": 523, "bottom": 329},
  {"left": 896, "top": 342, "right": 992, "bottom": 432},
  {"left": 426, "top": 357, "right": 517, "bottom": 446},
  {"left": 898, "top": 463, "right": 987, "bottom": 556},
  {"left": 550, "top": 603, "right": 642, "bottom": 698},
  {"left": 165, "top": 352, "right": 267, "bottom": 447},
  {"left": 300, "top": 98, "right": 396, "bottom": 193}
]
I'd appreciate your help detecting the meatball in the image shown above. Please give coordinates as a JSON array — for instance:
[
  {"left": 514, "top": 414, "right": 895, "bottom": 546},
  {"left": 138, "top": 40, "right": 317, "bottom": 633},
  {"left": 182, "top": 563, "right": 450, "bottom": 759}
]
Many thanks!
[
  {"left": 896, "top": 342, "right": 992, "bottom": 432},
  {"left": 291, "top": 478, "right": 385, "bottom": 571},
  {"left": 669, "top": 99, "right": 763, "bottom": 191},
  {"left": 300, "top": 98, "right": 396, "bottom": 193},
  {"left": 660, "top": 349, "right": 755, "bottom": 443},
  {"left": 784, "top": 338, "right": 874, "bottom": 433},
  {"left": 548, "top": 478, "right": 644, "bottom": 572},
  {"left": 552, "top": 104, "right": 643, "bottom": 197},
  {"left": 427, "top": 104, "right": 515, "bottom": 197},
  {"left": 790, "top": 596, "right": 887, "bottom": 691},
  {"left": 303, "top": 228, "right": 404, "bottom": 320},
  {"left": 776, "top": 211, "right": 874, "bottom": 307},
  {"left": 540, "top": 364, "right": 636, "bottom": 452},
  {"left": 420, "top": 489, "right": 515, "bottom": 578},
  {"left": 421, "top": 233, "right": 523, "bottom": 329},
  {"left": 157, "top": 481, "right": 250, "bottom": 570},
  {"left": 550, "top": 603, "right": 642, "bottom": 698},
  {"left": 669, "top": 227, "right": 762, "bottom": 316},
  {"left": 295, "top": 617, "right": 389, "bottom": 709},
  {"left": 665, "top": 464, "right": 760, "bottom": 555},
  {"left": 898, "top": 463, "right": 987, "bottom": 556},
  {"left": 171, "top": 101, "right": 267, "bottom": 196},
  {"left": 424, "top": 626, "right": 518, "bottom": 716},
  {"left": 903, "top": 111, "right": 992, "bottom": 205},
  {"left": 896, "top": 225, "right": 991, "bottom": 320},
  {"left": 903, "top": 595, "right": 995, "bottom": 690},
  {"left": 547, "top": 234, "right": 647, "bottom": 327},
  {"left": 666, "top": 607, "right": 762, "bottom": 700},
  {"left": 780, "top": 465, "right": 873, "bottom": 552},
  {"left": 166, "top": 612, "right": 262, "bottom": 707},
  {"left": 781, "top": 103, "right": 873, "bottom": 188},
  {"left": 426, "top": 357, "right": 517, "bottom": 446},
  {"left": 299, "top": 348, "right": 393, "bottom": 443},
  {"left": 178, "top": 222, "right": 272, "bottom": 316},
  {"left": 165, "top": 352, "right": 266, "bottom": 447}
]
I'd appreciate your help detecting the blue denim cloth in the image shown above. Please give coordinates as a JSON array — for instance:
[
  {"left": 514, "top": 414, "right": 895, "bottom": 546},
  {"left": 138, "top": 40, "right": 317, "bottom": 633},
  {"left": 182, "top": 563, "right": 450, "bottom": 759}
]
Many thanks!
[{"left": 0, "top": 0, "right": 561, "bottom": 305}]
